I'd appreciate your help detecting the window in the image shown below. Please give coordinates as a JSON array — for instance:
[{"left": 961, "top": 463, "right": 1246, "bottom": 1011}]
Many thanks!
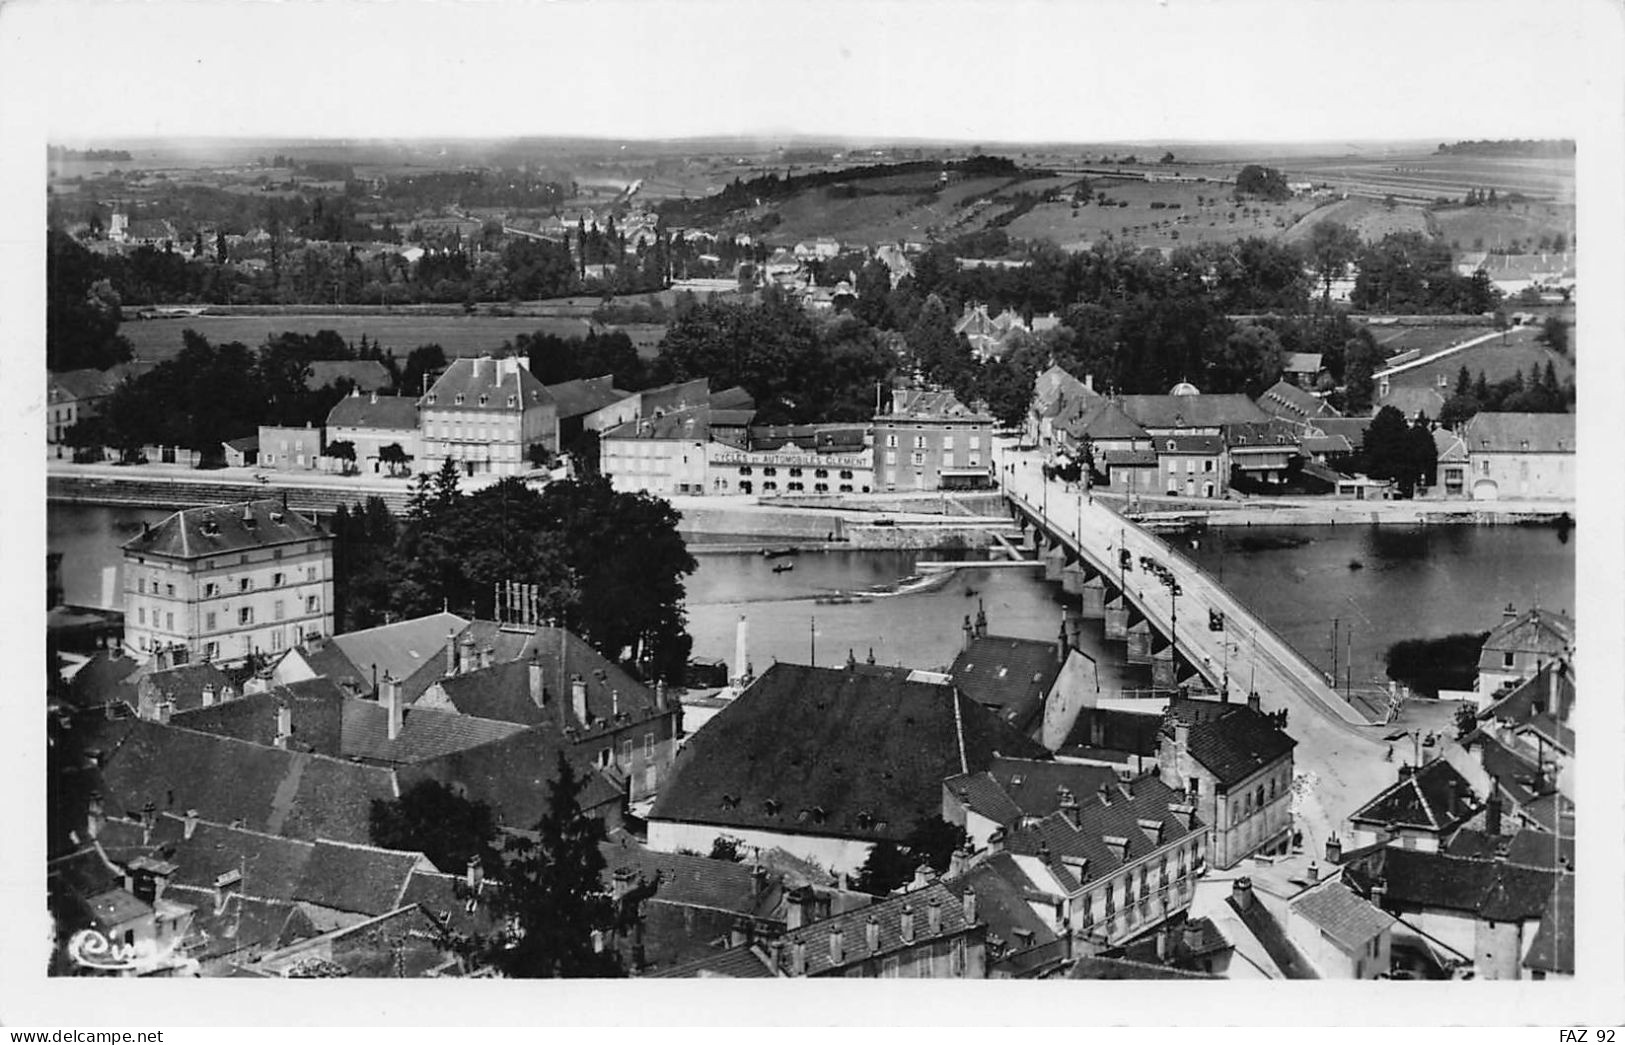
[
  {"left": 914, "top": 435, "right": 927, "bottom": 449},
  {"left": 1502, "top": 651, "right": 1515, "bottom": 668},
  {"left": 738, "top": 466, "right": 753, "bottom": 476},
  {"left": 969, "top": 435, "right": 981, "bottom": 449},
  {"left": 1168, "top": 460, "right": 1178, "bottom": 474},
  {"left": 204, "top": 642, "right": 218, "bottom": 660},
  {"left": 138, "top": 578, "right": 145, "bottom": 594},
  {"left": 621, "top": 739, "right": 633, "bottom": 764},
  {"left": 238, "top": 607, "right": 254, "bottom": 625},
  {"left": 763, "top": 467, "right": 777, "bottom": 476},
  {"left": 138, "top": 608, "right": 146, "bottom": 625},
  {"left": 788, "top": 467, "right": 802, "bottom": 477},
  {"left": 882, "top": 957, "right": 900, "bottom": 978},
  {"left": 206, "top": 612, "right": 216, "bottom": 631},
  {"left": 165, "top": 584, "right": 175, "bottom": 597},
  {"left": 968, "top": 454, "right": 980, "bottom": 468},
  {"left": 203, "top": 582, "right": 218, "bottom": 598},
  {"left": 886, "top": 434, "right": 897, "bottom": 448},
  {"left": 813, "top": 468, "right": 827, "bottom": 478},
  {"left": 839, "top": 470, "right": 853, "bottom": 479},
  {"left": 598, "top": 748, "right": 612, "bottom": 768},
  {"left": 1204, "top": 459, "right": 1214, "bottom": 473},
  {"left": 165, "top": 612, "right": 173, "bottom": 630},
  {"left": 943, "top": 435, "right": 954, "bottom": 450},
  {"left": 272, "top": 572, "right": 285, "bottom": 586},
  {"left": 274, "top": 600, "right": 285, "bottom": 621},
  {"left": 271, "top": 630, "right": 285, "bottom": 652},
  {"left": 912, "top": 452, "right": 925, "bottom": 466},
  {"left": 306, "top": 567, "right": 317, "bottom": 582},
  {"left": 644, "top": 733, "right": 655, "bottom": 757}
]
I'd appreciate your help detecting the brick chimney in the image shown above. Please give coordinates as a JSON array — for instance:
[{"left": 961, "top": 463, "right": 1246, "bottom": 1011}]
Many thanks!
[
  {"left": 1230, "top": 876, "right": 1255, "bottom": 912},
  {"left": 612, "top": 867, "right": 636, "bottom": 900},
  {"left": 962, "top": 886, "right": 978, "bottom": 925},
  {"left": 1325, "top": 835, "right": 1343, "bottom": 865},
  {"left": 458, "top": 634, "right": 475, "bottom": 675},
  {"left": 927, "top": 898, "right": 942, "bottom": 936},
  {"left": 865, "top": 914, "right": 881, "bottom": 954},
  {"left": 1371, "top": 878, "right": 1387, "bottom": 909},
  {"left": 829, "top": 926, "right": 845, "bottom": 966},
  {"left": 445, "top": 628, "right": 458, "bottom": 676},
  {"left": 948, "top": 844, "right": 971, "bottom": 878},
  {"left": 382, "top": 673, "right": 403, "bottom": 741},
  {"left": 900, "top": 904, "right": 915, "bottom": 944},
  {"left": 1307, "top": 862, "right": 1320, "bottom": 883}
]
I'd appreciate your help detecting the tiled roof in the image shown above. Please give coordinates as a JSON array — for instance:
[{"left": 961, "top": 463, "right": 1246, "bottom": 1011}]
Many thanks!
[
  {"left": 1068, "top": 400, "right": 1150, "bottom": 441},
  {"left": 942, "top": 770, "right": 1025, "bottom": 826},
  {"left": 327, "top": 612, "right": 469, "bottom": 701},
  {"left": 1227, "top": 891, "right": 1318, "bottom": 978},
  {"left": 50, "top": 367, "right": 121, "bottom": 401},
  {"left": 949, "top": 636, "right": 1063, "bottom": 733},
  {"left": 1068, "top": 956, "right": 1219, "bottom": 979},
  {"left": 172, "top": 679, "right": 349, "bottom": 755},
  {"left": 1432, "top": 428, "right": 1468, "bottom": 463},
  {"left": 395, "top": 728, "right": 622, "bottom": 833},
  {"left": 651, "top": 943, "right": 778, "bottom": 978},
  {"left": 122, "top": 500, "right": 327, "bottom": 560},
  {"left": 143, "top": 814, "right": 315, "bottom": 901},
  {"left": 422, "top": 356, "right": 551, "bottom": 413},
  {"left": 1284, "top": 353, "right": 1323, "bottom": 373},
  {"left": 1221, "top": 419, "right": 1302, "bottom": 450},
  {"left": 774, "top": 881, "right": 971, "bottom": 976},
  {"left": 132, "top": 662, "right": 234, "bottom": 713},
  {"left": 1164, "top": 698, "right": 1297, "bottom": 788},
  {"left": 649, "top": 662, "right": 1049, "bottom": 844},
  {"left": 1445, "top": 828, "right": 1573, "bottom": 872},
  {"left": 598, "top": 838, "right": 781, "bottom": 919},
  {"left": 603, "top": 404, "right": 718, "bottom": 442},
  {"left": 946, "top": 861, "right": 1058, "bottom": 954},
  {"left": 544, "top": 375, "right": 629, "bottom": 420},
  {"left": 879, "top": 388, "right": 993, "bottom": 423},
  {"left": 1100, "top": 449, "right": 1158, "bottom": 467},
  {"left": 709, "top": 386, "right": 756, "bottom": 411},
  {"left": 164, "top": 884, "right": 312, "bottom": 963},
  {"left": 1341, "top": 846, "right": 1559, "bottom": 921},
  {"left": 1060, "top": 708, "right": 1163, "bottom": 761},
  {"left": 92, "top": 717, "right": 398, "bottom": 844},
  {"left": 68, "top": 650, "right": 141, "bottom": 708},
  {"left": 429, "top": 627, "right": 658, "bottom": 730},
  {"left": 1001, "top": 775, "right": 1200, "bottom": 890},
  {"left": 400, "top": 869, "right": 502, "bottom": 939},
  {"left": 1030, "top": 365, "right": 1099, "bottom": 423},
  {"left": 1289, "top": 880, "right": 1395, "bottom": 951},
  {"left": 1349, "top": 760, "right": 1482, "bottom": 834},
  {"left": 987, "top": 757, "right": 1121, "bottom": 821},
  {"left": 293, "top": 840, "right": 427, "bottom": 916},
  {"left": 1305, "top": 417, "right": 1370, "bottom": 450},
  {"left": 1462, "top": 411, "right": 1575, "bottom": 454},
  {"left": 1157, "top": 434, "right": 1224, "bottom": 454},
  {"left": 1481, "top": 608, "right": 1574, "bottom": 660},
  {"left": 340, "top": 699, "right": 526, "bottom": 765},
  {"left": 1521, "top": 875, "right": 1574, "bottom": 975},
  {"left": 306, "top": 360, "right": 391, "bottom": 393},
  {"left": 325, "top": 393, "right": 419, "bottom": 431},
  {"left": 1116, "top": 393, "right": 1271, "bottom": 430},
  {"left": 1302, "top": 433, "right": 1354, "bottom": 456}
]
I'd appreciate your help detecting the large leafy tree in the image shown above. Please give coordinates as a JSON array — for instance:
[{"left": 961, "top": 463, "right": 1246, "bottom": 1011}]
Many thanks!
[
  {"left": 487, "top": 754, "right": 623, "bottom": 978},
  {"left": 1302, "top": 221, "right": 1361, "bottom": 309},
  {"left": 853, "top": 817, "right": 969, "bottom": 896},
  {"left": 369, "top": 779, "right": 505, "bottom": 876},
  {"left": 47, "top": 231, "right": 131, "bottom": 371}
]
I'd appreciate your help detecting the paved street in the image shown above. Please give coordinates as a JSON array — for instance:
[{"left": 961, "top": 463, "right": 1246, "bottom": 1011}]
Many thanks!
[{"left": 996, "top": 444, "right": 1408, "bottom": 856}]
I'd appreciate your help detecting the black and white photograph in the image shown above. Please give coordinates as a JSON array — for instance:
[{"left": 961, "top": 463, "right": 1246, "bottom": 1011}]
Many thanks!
[{"left": 3, "top": 0, "right": 1621, "bottom": 1030}]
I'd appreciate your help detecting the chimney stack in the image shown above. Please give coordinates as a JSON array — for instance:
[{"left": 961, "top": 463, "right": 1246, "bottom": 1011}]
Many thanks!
[
  {"left": 571, "top": 674, "right": 589, "bottom": 726},
  {"left": 1502, "top": 602, "right": 1518, "bottom": 623},
  {"left": 528, "top": 651, "right": 545, "bottom": 708},
  {"left": 383, "top": 673, "right": 403, "bottom": 741},
  {"left": 900, "top": 904, "right": 915, "bottom": 944},
  {"left": 480, "top": 646, "right": 493, "bottom": 671},
  {"left": 141, "top": 801, "right": 156, "bottom": 844},
  {"left": 1247, "top": 691, "right": 1261, "bottom": 714},
  {"left": 445, "top": 628, "right": 458, "bottom": 676},
  {"left": 962, "top": 887, "right": 978, "bottom": 925},
  {"left": 655, "top": 679, "right": 668, "bottom": 711},
  {"left": 1307, "top": 862, "right": 1320, "bottom": 884},
  {"left": 829, "top": 926, "right": 844, "bottom": 966},
  {"left": 733, "top": 614, "right": 750, "bottom": 685},
  {"left": 928, "top": 898, "right": 943, "bottom": 936},
  {"left": 612, "top": 689, "right": 621, "bottom": 718},
  {"left": 790, "top": 938, "right": 807, "bottom": 977},
  {"left": 1485, "top": 789, "right": 1503, "bottom": 835},
  {"left": 183, "top": 808, "right": 199, "bottom": 840},
  {"left": 1182, "top": 920, "right": 1203, "bottom": 954},
  {"left": 866, "top": 914, "right": 881, "bottom": 954},
  {"left": 1058, "top": 610, "right": 1069, "bottom": 661},
  {"left": 1231, "top": 876, "right": 1254, "bottom": 912},
  {"left": 274, "top": 702, "right": 293, "bottom": 748},
  {"left": 1371, "top": 879, "right": 1387, "bottom": 909},
  {"left": 86, "top": 791, "right": 104, "bottom": 840},
  {"left": 466, "top": 855, "right": 484, "bottom": 892},
  {"left": 948, "top": 844, "right": 971, "bottom": 879},
  {"left": 458, "top": 635, "right": 475, "bottom": 676},
  {"left": 1325, "top": 835, "right": 1343, "bottom": 865},
  {"left": 1156, "top": 924, "right": 1172, "bottom": 962},
  {"left": 201, "top": 684, "right": 216, "bottom": 708}
]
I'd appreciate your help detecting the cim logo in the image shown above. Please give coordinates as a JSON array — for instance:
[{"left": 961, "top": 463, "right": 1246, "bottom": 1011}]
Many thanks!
[{"left": 67, "top": 929, "right": 173, "bottom": 972}]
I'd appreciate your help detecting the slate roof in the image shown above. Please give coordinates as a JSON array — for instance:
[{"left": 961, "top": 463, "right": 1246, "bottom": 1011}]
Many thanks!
[
  {"left": 400, "top": 869, "right": 502, "bottom": 938},
  {"left": 122, "top": 500, "right": 327, "bottom": 561},
  {"left": 1521, "top": 875, "right": 1574, "bottom": 976},
  {"left": 306, "top": 360, "right": 391, "bottom": 393},
  {"left": 949, "top": 636, "right": 1063, "bottom": 733},
  {"left": 773, "top": 881, "right": 972, "bottom": 976},
  {"left": 945, "top": 860, "right": 1058, "bottom": 956},
  {"left": 131, "top": 662, "right": 234, "bottom": 713},
  {"left": 1000, "top": 775, "right": 1201, "bottom": 891},
  {"left": 1060, "top": 708, "right": 1164, "bottom": 762},
  {"left": 1289, "top": 880, "right": 1395, "bottom": 951},
  {"left": 50, "top": 367, "right": 122, "bottom": 401},
  {"left": 1116, "top": 393, "right": 1271, "bottom": 431},
  {"left": 709, "top": 385, "right": 756, "bottom": 411},
  {"left": 649, "top": 662, "right": 1049, "bottom": 844},
  {"left": 1304, "top": 417, "right": 1371, "bottom": 451},
  {"left": 1480, "top": 658, "right": 1575, "bottom": 750},
  {"left": 1221, "top": 419, "right": 1303, "bottom": 451},
  {"left": 292, "top": 840, "right": 426, "bottom": 916},
  {"left": 603, "top": 404, "right": 717, "bottom": 442},
  {"left": 1030, "top": 365, "right": 1099, "bottom": 424},
  {"left": 1226, "top": 890, "right": 1318, "bottom": 978},
  {"left": 1340, "top": 846, "right": 1560, "bottom": 922},
  {"left": 92, "top": 717, "right": 398, "bottom": 844},
  {"left": 396, "top": 729, "right": 624, "bottom": 833},
  {"left": 1378, "top": 385, "right": 1446, "bottom": 421},
  {"left": 339, "top": 699, "right": 526, "bottom": 765},
  {"left": 543, "top": 375, "right": 629, "bottom": 420},
  {"left": 422, "top": 356, "right": 551, "bottom": 413},
  {"left": 164, "top": 884, "right": 313, "bottom": 964},
  {"left": 942, "top": 770, "right": 1025, "bottom": 826},
  {"left": 1157, "top": 434, "right": 1225, "bottom": 455},
  {"left": 878, "top": 388, "right": 992, "bottom": 423},
  {"left": 1164, "top": 698, "right": 1297, "bottom": 789},
  {"left": 325, "top": 393, "right": 419, "bottom": 431},
  {"left": 1445, "top": 828, "right": 1573, "bottom": 872},
  {"left": 1349, "top": 760, "right": 1482, "bottom": 834},
  {"left": 1462, "top": 411, "right": 1576, "bottom": 454},
  {"left": 987, "top": 758, "right": 1121, "bottom": 821},
  {"left": 142, "top": 814, "right": 316, "bottom": 901},
  {"left": 1285, "top": 353, "right": 1323, "bottom": 374},
  {"left": 1481, "top": 608, "right": 1574, "bottom": 662},
  {"left": 68, "top": 650, "right": 141, "bottom": 708}
]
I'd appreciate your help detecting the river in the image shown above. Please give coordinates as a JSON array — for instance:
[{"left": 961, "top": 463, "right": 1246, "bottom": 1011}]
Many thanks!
[{"left": 49, "top": 503, "right": 1574, "bottom": 692}]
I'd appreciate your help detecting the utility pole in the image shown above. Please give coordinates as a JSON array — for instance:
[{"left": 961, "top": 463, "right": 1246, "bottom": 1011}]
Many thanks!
[
  {"left": 810, "top": 616, "right": 816, "bottom": 668},
  {"left": 1331, "top": 617, "right": 1339, "bottom": 687}
]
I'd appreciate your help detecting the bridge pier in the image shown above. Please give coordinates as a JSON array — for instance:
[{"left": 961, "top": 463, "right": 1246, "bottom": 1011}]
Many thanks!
[
  {"left": 1104, "top": 593, "right": 1130, "bottom": 640},
  {"left": 1061, "top": 562, "right": 1088, "bottom": 596},
  {"left": 1125, "top": 620, "right": 1153, "bottom": 664},
  {"left": 1043, "top": 543, "right": 1067, "bottom": 582},
  {"left": 1077, "top": 575, "right": 1106, "bottom": 618},
  {"left": 1151, "top": 646, "right": 1178, "bottom": 690}
]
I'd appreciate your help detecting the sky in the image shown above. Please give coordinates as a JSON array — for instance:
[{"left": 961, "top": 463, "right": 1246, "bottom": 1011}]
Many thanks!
[{"left": 2, "top": 0, "right": 1608, "bottom": 144}]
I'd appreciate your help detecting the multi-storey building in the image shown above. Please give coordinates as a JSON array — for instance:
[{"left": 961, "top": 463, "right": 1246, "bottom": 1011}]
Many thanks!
[
  {"left": 1460, "top": 411, "right": 1575, "bottom": 501},
  {"left": 120, "top": 500, "right": 334, "bottom": 664},
  {"left": 323, "top": 391, "right": 420, "bottom": 475},
  {"left": 873, "top": 387, "right": 993, "bottom": 492},
  {"left": 418, "top": 355, "right": 555, "bottom": 476},
  {"left": 708, "top": 425, "right": 873, "bottom": 496},
  {"left": 257, "top": 423, "right": 323, "bottom": 471},
  {"left": 1157, "top": 696, "right": 1297, "bottom": 869}
]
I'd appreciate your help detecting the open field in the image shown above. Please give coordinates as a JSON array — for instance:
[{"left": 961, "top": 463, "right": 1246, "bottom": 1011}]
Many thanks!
[
  {"left": 1281, "top": 152, "right": 1574, "bottom": 204},
  {"left": 1433, "top": 202, "right": 1575, "bottom": 252},
  {"left": 1279, "top": 197, "right": 1436, "bottom": 245},
  {"left": 1004, "top": 177, "right": 1318, "bottom": 251},
  {"left": 749, "top": 174, "right": 1021, "bottom": 248},
  {"left": 119, "top": 313, "right": 602, "bottom": 363},
  {"left": 1365, "top": 324, "right": 1498, "bottom": 358},
  {"left": 1383, "top": 326, "right": 1573, "bottom": 389}
]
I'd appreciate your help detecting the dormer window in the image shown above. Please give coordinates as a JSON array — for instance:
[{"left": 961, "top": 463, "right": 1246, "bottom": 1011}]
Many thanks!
[
  {"left": 454, "top": 393, "right": 465, "bottom": 405},
  {"left": 507, "top": 395, "right": 517, "bottom": 407},
  {"left": 479, "top": 394, "right": 489, "bottom": 406},
  {"left": 1167, "top": 440, "right": 1176, "bottom": 451},
  {"left": 425, "top": 394, "right": 437, "bottom": 404}
]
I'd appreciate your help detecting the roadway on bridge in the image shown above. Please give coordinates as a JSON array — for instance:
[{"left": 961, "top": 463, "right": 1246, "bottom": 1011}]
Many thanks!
[{"left": 996, "top": 444, "right": 1404, "bottom": 856}]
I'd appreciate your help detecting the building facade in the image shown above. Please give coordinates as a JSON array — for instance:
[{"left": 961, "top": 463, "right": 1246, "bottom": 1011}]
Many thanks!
[
  {"left": 708, "top": 439, "right": 873, "bottom": 496},
  {"left": 121, "top": 500, "right": 334, "bottom": 664},
  {"left": 873, "top": 388, "right": 993, "bottom": 492},
  {"left": 257, "top": 424, "right": 323, "bottom": 471},
  {"left": 1461, "top": 412, "right": 1575, "bottom": 501},
  {"left": 419, "top": 355, "right": 555, "bottom": 476},
  {"left": 324, "top": 391, "right": 420, "bottom": 476},
  {"left": 1157, "top": 698, "right": 1297, "bottom": 870}
]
